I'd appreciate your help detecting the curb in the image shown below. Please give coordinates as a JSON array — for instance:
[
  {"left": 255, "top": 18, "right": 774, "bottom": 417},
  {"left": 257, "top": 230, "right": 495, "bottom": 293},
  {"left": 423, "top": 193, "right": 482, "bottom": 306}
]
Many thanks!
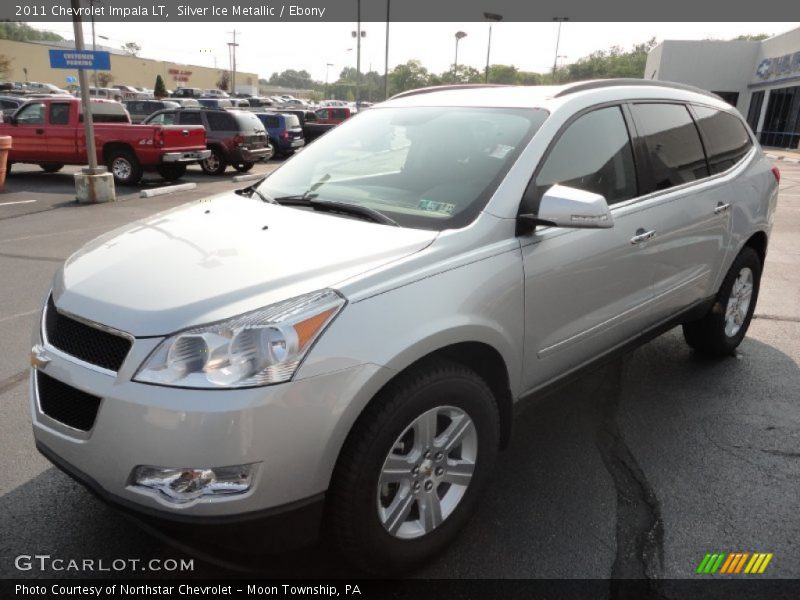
[
  {"left": 140, "top": 183, "right": 197, "bottom": 198},
  {"left": 232, "top": 173, "right": 263, "bottom": 183}
]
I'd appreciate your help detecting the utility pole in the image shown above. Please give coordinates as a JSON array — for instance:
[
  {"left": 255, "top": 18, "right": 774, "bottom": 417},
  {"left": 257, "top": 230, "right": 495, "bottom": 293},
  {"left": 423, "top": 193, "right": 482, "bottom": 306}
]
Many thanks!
[
  {"left": 228, "top": 30, "right": 240, "bottom": 94},
  {"left": 552, "top": 18, "right": 568, "bottom": 81},
  {"left": 71, "top": 0, "right": 98, "bottom": 172},
  {"left": 483, "top": 12, "right": 502, "bottom": 84},
  {"left": 355, "top": 0, "right": 361, "bottom": 107},
  {"left": 384, "top": 0, "right": 390, "bottom": 100}
]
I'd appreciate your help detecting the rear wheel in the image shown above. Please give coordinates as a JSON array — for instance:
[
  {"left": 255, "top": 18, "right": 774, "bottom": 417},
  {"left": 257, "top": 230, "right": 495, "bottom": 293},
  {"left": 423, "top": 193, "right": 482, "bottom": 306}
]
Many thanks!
[
  {"left": 40, "top": 162, "right": 64, "bottom": 173},
  {"left": 327, "top": 359, "right": 500, "bottom": 574},
  {"left": 682, "top": 246, "right": 762, "bottom": 356},
  {"left": 106, "top": 149, "right": 143, "bottom": 186},
  {"left": 200, "top": 147, "right": 227, "bottom": 176},
  {"left": 156, "top": 164, "right": 187, "bottom": 181},
  {"left": 268, "top": 142, "right": 278, "bottom": 160},
  {"left": 233, "top": 162, "right": 255, "bottom": 172}
]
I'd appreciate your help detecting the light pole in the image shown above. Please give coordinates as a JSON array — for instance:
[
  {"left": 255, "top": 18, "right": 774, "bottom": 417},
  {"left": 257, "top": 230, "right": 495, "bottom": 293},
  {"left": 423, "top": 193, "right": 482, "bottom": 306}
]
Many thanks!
[
  {"left": 454, "top": 31, "right": 467, "bottom": 79},
  {"left": 384, "top": 0, "right": 390, "bottom": 100},
  {"left": 552, "top": 18, "right": 568, "bottom": 81},
  {"left": 352, "top": 11, "right": 366, "bottom": 107},
  {"left": 325, "top": 62, "right": 333, "bottom": 99},
  {"left": 483, "top": 12, "right": 502, "bottom": 84},
  {"left": 554, "top": 55, "right": 568, "bottom": 82}
]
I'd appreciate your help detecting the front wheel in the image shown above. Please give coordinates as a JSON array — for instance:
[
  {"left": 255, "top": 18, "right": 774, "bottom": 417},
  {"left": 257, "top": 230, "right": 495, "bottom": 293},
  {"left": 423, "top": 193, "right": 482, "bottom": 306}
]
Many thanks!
[
  {"left": 327, "top": 359, "right": 500, "bottom": 574},
  {"left": 106, "top": 150, "right": 143, "bottom": 186},
  {"left": 682, "top": 246, "right": 762, "bottom": 356}
]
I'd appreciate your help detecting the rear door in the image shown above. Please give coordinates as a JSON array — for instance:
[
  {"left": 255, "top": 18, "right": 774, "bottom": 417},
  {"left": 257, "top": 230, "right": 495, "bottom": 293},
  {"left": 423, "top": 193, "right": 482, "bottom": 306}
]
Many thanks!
[
  {"left": 627, "top": 102, "right": 739, "bottom": 319},
  {"left": 520, "top": 105, "right": 655, "bottom": 390}
]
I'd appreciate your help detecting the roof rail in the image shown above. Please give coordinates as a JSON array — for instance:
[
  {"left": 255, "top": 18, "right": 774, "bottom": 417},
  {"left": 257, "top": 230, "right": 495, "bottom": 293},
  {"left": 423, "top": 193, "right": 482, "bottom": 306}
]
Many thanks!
[
  {"left": 554, "top": 78, "right": 722, "bottom": 100},
  {"left": 390, "top": 83, "right": 510, "bottom": 100}
]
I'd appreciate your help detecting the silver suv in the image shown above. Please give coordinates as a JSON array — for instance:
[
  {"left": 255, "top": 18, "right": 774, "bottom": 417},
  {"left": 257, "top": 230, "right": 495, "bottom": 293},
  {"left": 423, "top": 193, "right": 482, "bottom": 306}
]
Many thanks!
[{"left": 30, "top": 80, "right": 779, "bottom": 573}]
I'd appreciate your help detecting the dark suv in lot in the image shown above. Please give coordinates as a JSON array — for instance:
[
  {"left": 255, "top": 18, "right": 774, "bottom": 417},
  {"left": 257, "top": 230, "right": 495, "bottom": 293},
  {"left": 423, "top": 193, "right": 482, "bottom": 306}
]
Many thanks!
[
  {"left": 144, "top": 106, "right": 272, "bottom": 174},
  {"left": 123, "top": 99, "right": 180, "bottom": 124},
  {"left": 255, "top": 112, "right": 305, "bottom": 158}
]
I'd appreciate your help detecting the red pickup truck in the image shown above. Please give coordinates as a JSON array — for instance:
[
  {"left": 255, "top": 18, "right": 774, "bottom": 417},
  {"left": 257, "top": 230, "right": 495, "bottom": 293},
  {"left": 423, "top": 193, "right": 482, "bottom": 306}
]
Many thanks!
[
  {"left": 314, "top": 106, "right": 352, "bottom": 125},
  {"left": 0, "top": 98, "right": 210, "bottom": 185}
]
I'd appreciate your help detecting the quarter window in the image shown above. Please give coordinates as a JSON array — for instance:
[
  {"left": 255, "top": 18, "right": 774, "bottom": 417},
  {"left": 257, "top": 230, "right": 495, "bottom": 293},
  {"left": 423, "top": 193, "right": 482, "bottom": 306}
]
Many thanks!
[
  {"left": 631, "top": 103, "right": 709, "bottom": 192},
  {"left": 530, "top": 106, "right": 637, "bottom": 210},
  {"left": 692, "top": 105, "right": 753, "bottom": 174}
]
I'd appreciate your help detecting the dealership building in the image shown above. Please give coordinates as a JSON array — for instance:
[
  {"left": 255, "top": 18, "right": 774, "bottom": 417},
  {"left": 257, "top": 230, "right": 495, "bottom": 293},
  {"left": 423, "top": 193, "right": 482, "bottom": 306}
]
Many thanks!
[{"left": 645, "top": 26, "right": 800, "bottom": 149}]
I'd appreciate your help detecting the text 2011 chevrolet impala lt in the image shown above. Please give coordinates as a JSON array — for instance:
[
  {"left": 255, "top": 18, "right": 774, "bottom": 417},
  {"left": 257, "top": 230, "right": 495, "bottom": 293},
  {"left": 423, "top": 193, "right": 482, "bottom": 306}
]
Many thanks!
[{"left": 30, "top": 81, "right": 778, "bottom": 573}]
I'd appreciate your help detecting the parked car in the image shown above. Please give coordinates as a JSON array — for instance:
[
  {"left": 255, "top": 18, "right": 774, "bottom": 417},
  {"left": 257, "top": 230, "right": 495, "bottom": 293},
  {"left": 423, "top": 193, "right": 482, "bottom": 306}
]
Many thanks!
[
  {"left": 28, "top": 80, "right": 778, "bottom": 574},
  {"left": 123, "top": 99, "right": 180, "bottom": 123},
  {"left": 172, "top": 87, "right": 203, "bottom": 99},
  {"left": 0, "top": 97, "right": 210, "bottom": 184},
  {"left": 244, "top": 96, "right": 274, "bottom": 108},
  {"left": 279, "top": 108, "right": 337, "bottom": 142},
  {"left": 254, "top": 112, "right": 304, "bottom": 157},
  {"left": 0, "top": 95, "right": 28, "bottom": 119},
  {"left": 315, "top": 106, "right": 352, "bottom": 124},
  {"left": 171, "top": 98, "right": 201, "bottom": 108},
  {"left": 198, "top": 98, "right": 233, "bottom": 109},
  {"left": 144, "top": 106, "right": 272, "bottom": 174},
  {"left": 88, "top": 87, "right": 124, "bottom": 102},
  {"left": 203, "top": 89, "right": 230, "bottom": 98},
  {"left": 25, "top": 81, "right": 70, "bottom": 95}
]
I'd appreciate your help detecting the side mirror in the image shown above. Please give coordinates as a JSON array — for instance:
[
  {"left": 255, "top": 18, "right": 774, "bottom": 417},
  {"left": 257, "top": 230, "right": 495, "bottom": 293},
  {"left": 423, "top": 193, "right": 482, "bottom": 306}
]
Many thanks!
[{"left": 519, "top": 184, "right": 614, "bottom": 230}]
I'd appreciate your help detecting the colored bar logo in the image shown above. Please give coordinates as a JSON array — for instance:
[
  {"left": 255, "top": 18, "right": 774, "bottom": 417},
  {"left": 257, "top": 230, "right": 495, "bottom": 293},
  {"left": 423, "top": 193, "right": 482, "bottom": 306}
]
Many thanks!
[{"left": 696, "top": 552, "right": 773, "bottom": 574}]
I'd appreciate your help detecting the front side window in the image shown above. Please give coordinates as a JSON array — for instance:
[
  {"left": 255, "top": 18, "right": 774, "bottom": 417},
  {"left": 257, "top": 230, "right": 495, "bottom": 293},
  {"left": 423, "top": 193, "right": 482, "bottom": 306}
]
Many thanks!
[
  {"left": 317, "top": 109, "right": 329, "bottom": 120},
  {"left": 692, "top": 105, "right": 753, "bottom": 174},
  {"left": 631, "top": 103, "right": 709, "bottom": 192},
  {"left": 148, "top": 111, "right": 176, "bottom": 125},
  {"left": 16, "top": 102, "right": 45, "bottom": 124},
  {"left": 528, "top": 106, "right": 637, "bottom": 212},
  {"left": 258, "top": 106, "right": 548, "bottom": 230}
]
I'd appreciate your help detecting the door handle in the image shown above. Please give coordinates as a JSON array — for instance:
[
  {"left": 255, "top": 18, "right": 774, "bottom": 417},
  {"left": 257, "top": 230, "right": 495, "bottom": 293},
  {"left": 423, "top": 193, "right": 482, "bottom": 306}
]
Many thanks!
[
  {"left": 714, "top": 202, "right": 731, "bottom": 214},
  {"left": 36, "top": 128, "right": 44, "bottom": 135},
  {"left": 630, "top": 229, "right": 656, "bottom": 245},
  {"left": 181, "top": 129, "right": 189, "bottom": 136}
]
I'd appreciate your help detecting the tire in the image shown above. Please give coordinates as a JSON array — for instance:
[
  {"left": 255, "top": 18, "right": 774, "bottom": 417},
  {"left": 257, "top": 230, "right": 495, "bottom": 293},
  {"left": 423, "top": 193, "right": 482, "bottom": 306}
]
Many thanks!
[
  {"left": 200, "top": 147, "right": 227, "bottom": 175},
  {"left": 106, "top": 149, "right": 143, "bottom": 186},
  {"left": 268, "top": 142, "right": 278, "bottom": 160},
  {"left": 156, "top": 164, "right": 187, "bottom": 181},
  {"left": 327, "top": 358, "right": 500, "bottom": 574},
  {"left": 233, "top": 162, "right": 255, "bottom": 172},
  {"left": 682, "top": 246, "right": 762, "bottom": 357},
  {"left": 40, "top": 162, "right": 64, "bottom": 173}
]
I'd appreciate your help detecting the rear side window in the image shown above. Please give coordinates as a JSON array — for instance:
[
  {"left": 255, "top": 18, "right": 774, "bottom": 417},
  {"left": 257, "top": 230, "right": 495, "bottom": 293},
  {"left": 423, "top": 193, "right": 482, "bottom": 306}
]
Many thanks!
[
  {"left": 692, "top": 105, "right": 753, "bottom": 174},
  {"left": 631, "top": 103, "right": 709, "bottom": 192},
  {"left": 234, "top": 112, "right": 266, "bottom": 132},
  {"left": 285, "top": 115, "right": 300, "bottom": 128},
  {"left": 263, "top": 115, "right": 279, "bottom": 128},
  {"left": 148, "top": 112, "right": 176, "bottom": 125},
  {"left": 529, "top": 106, "right": 637, "bottom": 210},
  {"left": 49, "top": 103, "right": 70, "bottom": 125},
  {"left": 206, "top": 112, "right": 236, "bottom": 131},
  {"left": 179, "top": 111, "right": 204, "bottom": 126}
]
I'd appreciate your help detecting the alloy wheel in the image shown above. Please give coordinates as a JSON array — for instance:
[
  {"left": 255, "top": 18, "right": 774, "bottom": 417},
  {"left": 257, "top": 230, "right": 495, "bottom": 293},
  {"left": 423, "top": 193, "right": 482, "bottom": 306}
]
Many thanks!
[{"left": 724, "top": 267, "right": 754, "bottom": 337}]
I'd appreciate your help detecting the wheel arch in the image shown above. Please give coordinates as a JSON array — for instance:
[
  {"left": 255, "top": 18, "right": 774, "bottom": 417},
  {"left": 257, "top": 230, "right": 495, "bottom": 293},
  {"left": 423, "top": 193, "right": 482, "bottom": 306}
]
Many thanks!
[
  {"left": 743, "top": 230, "right": 768, "bottom": 266},
  {"left": 101, "top": 141, "right": 136, "bottom": 162}
]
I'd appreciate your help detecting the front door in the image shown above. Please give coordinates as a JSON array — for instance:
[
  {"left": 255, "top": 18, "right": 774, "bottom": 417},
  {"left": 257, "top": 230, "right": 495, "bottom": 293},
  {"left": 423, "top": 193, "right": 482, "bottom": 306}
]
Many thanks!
[
  {"left": 10, "top": 101, "right": 48, "bottom": 162},
  {"left": 519, "top": 105, "right": 655, "bottom": 391}
]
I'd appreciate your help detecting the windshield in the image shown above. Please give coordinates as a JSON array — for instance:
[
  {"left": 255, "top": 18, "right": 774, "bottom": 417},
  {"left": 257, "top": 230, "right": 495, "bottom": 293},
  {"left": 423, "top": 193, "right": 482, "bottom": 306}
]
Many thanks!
[{"left": 257, "top": 106, "right": 548, "bottom": 230}]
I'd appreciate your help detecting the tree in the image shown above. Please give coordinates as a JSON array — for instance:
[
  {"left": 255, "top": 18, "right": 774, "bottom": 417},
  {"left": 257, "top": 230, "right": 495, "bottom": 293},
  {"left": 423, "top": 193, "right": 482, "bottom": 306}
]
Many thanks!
[
  {"left": 122, "top": 42, "right": 141, "bottom": 57},
  {"left": 560, "top": 38, "right": 658, "bottom": 83},
  {"left": 217, "top": 70, "right": 230, "bottom": 91},
  {"left": 0, "top": 22, "right": 64, "bottom": 42},
  {"left": 95, "top": 72, "right": 114, "bottom": 87},
  {"left": 439, "top": 65, "right": 482, "bottom": 84},
  {"left": 268, "top": 69, "right": 314, "bottom": 90},
  {"left": 387, "top": 60, "right": 431, "bottom": 96},
  {"left": 154, "top": 74, "right": 167, "bottom": 98}
]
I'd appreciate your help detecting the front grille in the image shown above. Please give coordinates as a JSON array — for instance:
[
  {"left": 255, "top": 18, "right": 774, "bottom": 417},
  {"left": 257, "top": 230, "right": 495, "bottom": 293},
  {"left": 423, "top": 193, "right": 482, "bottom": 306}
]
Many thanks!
[
  {"left": 37, "top": 371, "right": 102, "bottom": 432},
  {"left": 44, "top": 296, "right": 131, "bottom": 372}
]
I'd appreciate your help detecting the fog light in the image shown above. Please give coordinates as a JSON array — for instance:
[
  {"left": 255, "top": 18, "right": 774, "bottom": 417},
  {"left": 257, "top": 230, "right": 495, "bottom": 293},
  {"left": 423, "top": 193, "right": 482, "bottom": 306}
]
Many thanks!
[{"left": 132, "top": 464, "right": 255, "bottom": 504}]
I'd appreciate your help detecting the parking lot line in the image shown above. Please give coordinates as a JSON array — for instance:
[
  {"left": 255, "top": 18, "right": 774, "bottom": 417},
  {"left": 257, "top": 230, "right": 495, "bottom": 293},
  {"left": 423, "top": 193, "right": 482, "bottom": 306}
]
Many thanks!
[{"left": 0, "top": 200, "right": 37, "bottom": 207}]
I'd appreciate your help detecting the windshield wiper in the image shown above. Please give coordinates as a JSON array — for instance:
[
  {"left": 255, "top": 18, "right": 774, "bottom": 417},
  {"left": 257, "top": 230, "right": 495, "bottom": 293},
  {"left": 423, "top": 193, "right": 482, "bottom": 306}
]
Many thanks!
[
  {"left": 234, "top": 179, "right": 278, "bottom": 204},
  {"left": 274, "top": 195, "right": 399, "bottom": 227}
]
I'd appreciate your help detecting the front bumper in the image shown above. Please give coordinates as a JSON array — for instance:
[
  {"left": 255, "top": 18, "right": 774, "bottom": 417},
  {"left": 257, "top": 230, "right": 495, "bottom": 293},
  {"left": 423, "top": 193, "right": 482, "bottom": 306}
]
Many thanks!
[
  {"left": 31, "top": 336, "right": 389, "bottom": 521},
  {"left": 161, "top": 149, "right": 212, "bottom": 163}
]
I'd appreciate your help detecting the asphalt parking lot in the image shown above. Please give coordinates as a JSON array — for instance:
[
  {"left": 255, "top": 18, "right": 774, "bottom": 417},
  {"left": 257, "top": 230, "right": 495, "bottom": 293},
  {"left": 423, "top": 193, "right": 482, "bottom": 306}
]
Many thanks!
[{"left": 0, "top": 159, "right": 798, "bottom": 583}]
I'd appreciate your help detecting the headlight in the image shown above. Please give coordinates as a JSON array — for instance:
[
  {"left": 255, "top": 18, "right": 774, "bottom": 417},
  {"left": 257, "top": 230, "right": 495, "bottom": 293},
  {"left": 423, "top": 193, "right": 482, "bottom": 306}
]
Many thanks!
[{"left": 134, "top": 289, "right": 345, "bottom": 388}]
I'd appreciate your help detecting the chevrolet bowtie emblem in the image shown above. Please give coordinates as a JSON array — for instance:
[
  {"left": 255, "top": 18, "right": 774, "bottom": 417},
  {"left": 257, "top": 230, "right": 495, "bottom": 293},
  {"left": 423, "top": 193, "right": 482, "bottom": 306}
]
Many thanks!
[{"left": 30, "top": 344, "right": 50, "bottom": 369}]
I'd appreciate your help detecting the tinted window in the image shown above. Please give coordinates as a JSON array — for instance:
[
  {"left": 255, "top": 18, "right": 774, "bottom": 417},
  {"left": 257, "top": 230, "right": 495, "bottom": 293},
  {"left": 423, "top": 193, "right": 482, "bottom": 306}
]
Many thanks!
[
  {"left": 234, "top": 112, "right": 266, "bottom": 132},
  {"left": 262, "top": 115, "right": 280, "bottom": 128},
  {"left": 49, "top": 103, "right": 70, "bottom": 125},
  {"left": 632, "top": 103, "right": 708, "bottom": 192},
  {"left": 692, "top": 105, "right": 752, "bottom": 174},
  {"left": 531, "top": 106, "right": 637, "bottom": 209},
  {"left": 179, "top": 111, "right": 204, "bottom": 126},
  {"left": 206, "top": 112, "right": 236, "bottom": 131},
  {"left": 317, "top": 109, "right": 329, "bottom": 119},
  {"left": 148, "top": 112, "right": 177, "bottom": 125},
  {"left": 285, "top": 115, "right": 301, "bottom": 128}
]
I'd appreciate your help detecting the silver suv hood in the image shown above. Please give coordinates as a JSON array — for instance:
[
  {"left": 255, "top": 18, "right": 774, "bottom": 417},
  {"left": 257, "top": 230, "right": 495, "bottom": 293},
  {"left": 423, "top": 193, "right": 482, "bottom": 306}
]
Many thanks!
[{"left": 52, "top": 193, "right": 437, "bottom": 336}]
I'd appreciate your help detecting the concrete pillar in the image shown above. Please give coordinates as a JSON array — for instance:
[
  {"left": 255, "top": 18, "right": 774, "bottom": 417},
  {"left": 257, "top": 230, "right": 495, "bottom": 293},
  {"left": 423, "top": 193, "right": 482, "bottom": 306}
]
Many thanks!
[{"left": 74, "top": 170, "right": 116, "bottom": 203}]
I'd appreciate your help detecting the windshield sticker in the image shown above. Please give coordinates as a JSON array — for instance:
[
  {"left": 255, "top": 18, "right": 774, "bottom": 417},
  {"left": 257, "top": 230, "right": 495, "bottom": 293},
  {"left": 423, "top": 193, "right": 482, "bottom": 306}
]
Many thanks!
[
  {"left": 489, "top": 144, "right": 514, "bottom": 159},
  {"left": 418, "top": 199, "right": 456, "bottom": 215}
]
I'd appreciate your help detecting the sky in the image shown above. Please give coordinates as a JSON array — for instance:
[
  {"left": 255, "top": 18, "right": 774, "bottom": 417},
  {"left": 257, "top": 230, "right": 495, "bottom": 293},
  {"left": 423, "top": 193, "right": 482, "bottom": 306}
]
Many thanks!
[{"left": 36, "top": 21, "right": 800, "bottom": 82}]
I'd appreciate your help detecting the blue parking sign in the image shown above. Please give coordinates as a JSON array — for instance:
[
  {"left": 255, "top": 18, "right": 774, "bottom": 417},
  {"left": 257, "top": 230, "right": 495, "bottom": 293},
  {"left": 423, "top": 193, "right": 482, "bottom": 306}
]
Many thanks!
[{"left": 49, "top": 49, "right": 111, "bottom": 70}]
